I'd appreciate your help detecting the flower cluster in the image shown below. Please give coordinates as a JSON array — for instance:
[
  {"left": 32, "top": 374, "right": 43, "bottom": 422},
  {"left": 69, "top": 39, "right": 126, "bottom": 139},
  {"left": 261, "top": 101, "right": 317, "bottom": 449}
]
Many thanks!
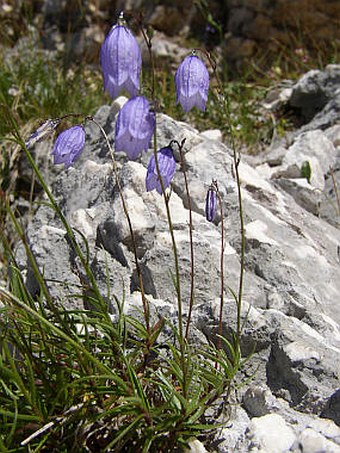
[
  {"left": 98, "top": 15, "right": 210, "bottom": 191},
  {"left": 33, "top": 13, "right": 212, "bottom": 209}
]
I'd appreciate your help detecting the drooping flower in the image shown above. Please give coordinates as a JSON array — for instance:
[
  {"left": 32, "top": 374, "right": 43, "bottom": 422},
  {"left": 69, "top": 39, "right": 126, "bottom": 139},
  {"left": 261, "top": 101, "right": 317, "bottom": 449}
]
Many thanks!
[
  {"left": 100, "top": 14, "right": 141, "bottom": 99},
  {"left": 115, "top": 96, "right": 155, "bottom": 160},
  {"left": 205, "top": 180, "right": 218, "bottom": 222},
  {"left": 146, "top": 146, "right": 176, "bottom": 194},
  {"left": 175, "top": 51, "right": 209, "bottom": 113},
  {"left": 51, "top": 125, "right": 85, "bottom": 169},
  {"left": 25, "top": 119, "right": 59, "bottom": 149}
]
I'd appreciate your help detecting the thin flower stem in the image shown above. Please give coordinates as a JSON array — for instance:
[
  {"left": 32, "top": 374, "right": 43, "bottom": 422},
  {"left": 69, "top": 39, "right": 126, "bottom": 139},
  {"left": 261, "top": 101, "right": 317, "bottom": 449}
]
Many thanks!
[
  {"left": 140, "top": 25, "right": 187, "bottom": 399},
  {"left": 206, "top": 51, "right": 245, "bottom": 342},
  {"left": 177, "top": 141, "right": 195, "bottom": 342},
  {"left": 223, "top": 93, "right": 246, "bottom": 339},
  {"left": 152, "top": 140, "right": 188, "bottom": 398},
  {"left": 20, "top": 145, "right": 105, "bottom": 310},
  {"left": 151, "top": 137, "right": 186, "bottom": 379},
  {"left": 330, "top": 165, "right": 340, "bottom": 216},
  {"left": 216, "top": 188, "right": 225, "bottom": 350},
  {"left": 88, "top": 117, "right": 150, "bottom": 333},
  {"left": 139, "top": 25, "right": 156, "bottom": 102},
  {"left": 234, "top": 150, "right": 245, "bottom": 340},
  {"left": 3, "top": 108, "right": 107, "bottom": 312}
]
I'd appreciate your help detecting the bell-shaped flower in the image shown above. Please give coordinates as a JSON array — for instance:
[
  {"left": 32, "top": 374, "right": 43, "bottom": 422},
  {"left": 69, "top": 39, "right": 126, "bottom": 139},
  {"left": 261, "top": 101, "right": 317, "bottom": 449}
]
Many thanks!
[
  {"left": 146, "top": 146, "right": 176, "bottom": 194},
  {"left": 175, "top": 52, "right": 209, "bottom": 113},
  {"left": 115, "top": 96, "right": 155, "bottom": 160},
  {"left": 100, "top": 19, "right": 141, "bottom": 99},
  {"left": 205, "top": 180, "right": 218, "bottom": 222},
  {"left": 51, "top": 125, "right": 85, "bottom": 169}
]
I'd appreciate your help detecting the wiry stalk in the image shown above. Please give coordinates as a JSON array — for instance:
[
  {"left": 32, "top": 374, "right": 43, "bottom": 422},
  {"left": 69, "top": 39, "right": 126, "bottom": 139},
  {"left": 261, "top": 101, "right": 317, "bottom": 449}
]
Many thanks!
[
  {"left": 151, "top": 115, "right": 188, "bottom": 399},
  {"left": 216, "top": 187, "right": 225, "bottom": 350},
  {"left": 140, "top": 21, "right": 188, "bottom": 400},
  {"left": 88, "top": 117, "right": 150, "bottom": 333},
  {"left": 177, "top": 140, "right": 196, "bottom": 341},
  {"left": 6, "top": 107, "right": 112, "bottom": 315},
  {"left": 7, "top": 116, "right": 106, "bottom": 311},
  {"left": 233, "top": 143, "right": 245, "bottom": 340},
  {"left": 330, "top": 165, "right": 340, "bottom": 216},
  {"left": 205, "top": 50, "right": 246, "bottom": 344}
]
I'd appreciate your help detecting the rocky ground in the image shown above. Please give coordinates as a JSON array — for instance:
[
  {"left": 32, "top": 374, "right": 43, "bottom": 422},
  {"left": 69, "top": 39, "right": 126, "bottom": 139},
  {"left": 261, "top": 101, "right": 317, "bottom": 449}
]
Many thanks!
[{"left": 14, "top": 64, "right": 340, "bottom": 452}]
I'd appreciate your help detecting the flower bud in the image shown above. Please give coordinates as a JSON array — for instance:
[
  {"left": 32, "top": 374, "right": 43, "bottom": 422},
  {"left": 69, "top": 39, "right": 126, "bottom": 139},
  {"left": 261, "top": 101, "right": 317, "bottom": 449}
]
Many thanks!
[{"left": 205, "top": 180, "right": 218, "bottom": 222}]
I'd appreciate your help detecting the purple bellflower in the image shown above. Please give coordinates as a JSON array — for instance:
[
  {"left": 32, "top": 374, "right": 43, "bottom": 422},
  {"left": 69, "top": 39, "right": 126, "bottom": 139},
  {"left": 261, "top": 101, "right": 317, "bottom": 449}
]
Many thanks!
[
  {"left": 115, "top": 96, "right": 155, "bottom": 160},
  {"left": 205, "top": 180, "right": 218, "bottom": 222},
  {"left": 175, "top": 51, "right": 209, "bottom": 113},
  {"left": 100, "top": 14, "right": 141, "bottom": 99},
  {"left": 51, "top": 125, "right": 85, "bottom": 169},
  {"left": 146, "top": 146, "right": 176, "bottom": 195}
]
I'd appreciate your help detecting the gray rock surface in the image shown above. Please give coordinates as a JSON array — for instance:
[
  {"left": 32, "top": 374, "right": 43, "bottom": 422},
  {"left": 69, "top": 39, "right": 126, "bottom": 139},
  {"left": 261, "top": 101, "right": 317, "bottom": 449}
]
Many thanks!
[
  {"left": 16, "top": 66, "right": 340, "bottom": 451},
  {"left": 256, "top": 66, "right": 340, "bottom": 228},
  {"left": 289, "top": 65, "right": 340, "bottom": 122}
]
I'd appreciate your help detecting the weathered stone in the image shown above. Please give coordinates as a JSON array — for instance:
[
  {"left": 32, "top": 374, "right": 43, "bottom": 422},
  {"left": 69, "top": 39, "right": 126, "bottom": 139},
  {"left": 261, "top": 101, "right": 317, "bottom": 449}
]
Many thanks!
[
  {"left": 243, "top": 385, "right": 281, "bottom": 417},
  {"left": 322, "top": 389, "right": 340, "bottom": 427},
  {"left": 275, "top": 177, "right": 322, "bottom": 216},
  {"left": 307, "top": 418, "right": 340, "bottom": 444},
  {"left": 299, "top": 87, "right": 340, "bottom": 133},
  {"left": 185, "top": 438, "right": 208, "bottom": 453},
  {"left": 246, "top": 413, "right": 296, "bottom": 452},
  {"left": 325, "top": 124, "right": 340, "bottom": 148},
  {"left": 260, "top": 127, "right": 338, "bottom": 218},
  {"left": 259, "top": 66, "right": 340, "bottom": 229},
  {"left": 139, "top": 31, "right": 188, "bottom": 68},
  {"left": 200, "top": 129, "right": 223, "bottom": 142},
  {"left": 289, "top": 65, "right": 340, "bottom": 122},
  {"left": 263, "top": 82, "right": 294, "bottom": 111},
  {"left": 209, "top": 403, "right": 250, "bottom": 452},
  {"left": 298, "top": 427, "right": 340, "bottom": 453},
  {"left": 281, "top": 129, "right": 337, "bottom": 180}
]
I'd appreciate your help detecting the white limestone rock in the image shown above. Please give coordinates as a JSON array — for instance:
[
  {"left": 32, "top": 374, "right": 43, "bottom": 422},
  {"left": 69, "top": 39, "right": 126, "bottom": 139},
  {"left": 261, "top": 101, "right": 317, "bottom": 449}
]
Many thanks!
[
  {"left": 246, "top": 413, "right": 296, "bottom": 452},
  {"left": 298, "top": 427, "right": 340, "bottom": 453}
]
